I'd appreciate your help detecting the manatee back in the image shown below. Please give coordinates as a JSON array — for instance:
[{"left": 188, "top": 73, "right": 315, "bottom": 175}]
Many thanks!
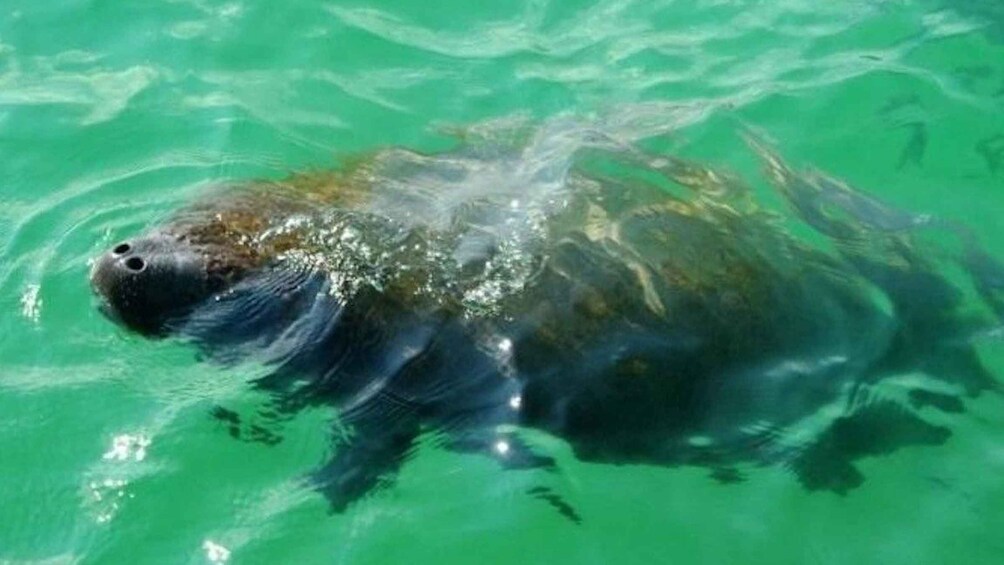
[{"left": 500, "top": 179, "right": 896, "bottom": 456}]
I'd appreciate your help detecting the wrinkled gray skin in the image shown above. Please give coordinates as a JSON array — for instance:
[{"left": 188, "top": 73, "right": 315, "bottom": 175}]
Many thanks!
[
  {"left": 91, "top": 129, "right": 1002, "bottom": 517},
  {"left": 91, "top": 235, "right": 216, "bottom": 335}
]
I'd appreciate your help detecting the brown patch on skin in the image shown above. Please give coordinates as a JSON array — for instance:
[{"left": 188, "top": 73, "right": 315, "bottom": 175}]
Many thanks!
[
  {"left": 277, "top": 168, "right": 374, "bottom": 208},
  {"left": 174, "top": 208, "right": 270, "bottom": 285},
  {"left": 152, "top": 160, "right": 384, "bottom": 292}
]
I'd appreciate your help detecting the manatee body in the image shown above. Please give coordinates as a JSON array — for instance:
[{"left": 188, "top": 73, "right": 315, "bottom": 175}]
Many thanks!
[{"left": 91, "top": 127, "right": 1001, "bottom": 511}]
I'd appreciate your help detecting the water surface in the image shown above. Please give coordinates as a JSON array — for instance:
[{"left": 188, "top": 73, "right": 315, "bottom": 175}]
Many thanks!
[{"left": 2, "top": 1, "right": 1004, "bottom": 563}]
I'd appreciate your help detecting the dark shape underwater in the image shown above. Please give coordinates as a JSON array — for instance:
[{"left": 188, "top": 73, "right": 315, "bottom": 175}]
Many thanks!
[{"left": 90, "top": 120, "right": 1003, "bottom": 516}]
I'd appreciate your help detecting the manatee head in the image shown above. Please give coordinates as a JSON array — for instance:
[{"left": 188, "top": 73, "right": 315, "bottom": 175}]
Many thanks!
[
  {"left": 91, "top": 234, "right": 211, "bottom": 335},
  {"left": 90, "top": 197, "right": 277, "bottom": 336}
]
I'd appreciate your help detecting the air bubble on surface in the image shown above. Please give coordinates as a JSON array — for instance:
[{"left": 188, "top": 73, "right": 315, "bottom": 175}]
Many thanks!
[
  {"left": 20, "top": 284, "right": 41, "bottom": 323},
  {"left": 203, "top": 540, "right": 231, "bottom": 563},
  {"left": 102, "top": 433, "right": 152, "bottom": 462}
]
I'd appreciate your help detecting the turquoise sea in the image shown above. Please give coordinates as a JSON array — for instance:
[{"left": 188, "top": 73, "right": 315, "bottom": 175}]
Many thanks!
[{"left": 2, "top": 1, "right": 1004, "bottom": 563}]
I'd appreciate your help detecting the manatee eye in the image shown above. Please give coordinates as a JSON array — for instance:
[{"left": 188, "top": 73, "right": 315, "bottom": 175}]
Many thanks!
[
  {"left": 125, "top": 257, "right": 146, "bottom": 272},
  {"left": 113, "top": 243, "right": 131, "bottom": 255}
]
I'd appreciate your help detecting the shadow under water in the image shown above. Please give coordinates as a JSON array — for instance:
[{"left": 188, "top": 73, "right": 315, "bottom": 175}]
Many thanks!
[{"left": 88, "top": 114, "right": 1004, "bottom": 518}]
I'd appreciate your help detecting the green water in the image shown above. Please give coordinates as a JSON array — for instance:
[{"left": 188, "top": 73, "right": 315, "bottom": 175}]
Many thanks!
[{"left": 2, "top": 0, "right": 1004, "bottom": 563}]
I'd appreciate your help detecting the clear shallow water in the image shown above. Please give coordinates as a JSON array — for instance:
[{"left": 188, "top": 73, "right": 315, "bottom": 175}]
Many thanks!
[{"left": 2, "top": 1, "right": 1004, "bottom": 563}]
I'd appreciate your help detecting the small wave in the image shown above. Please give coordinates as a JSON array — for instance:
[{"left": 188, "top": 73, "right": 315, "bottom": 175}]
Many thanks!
[{"left": 0, "top": 58, "right": 158, "bottom": 125}]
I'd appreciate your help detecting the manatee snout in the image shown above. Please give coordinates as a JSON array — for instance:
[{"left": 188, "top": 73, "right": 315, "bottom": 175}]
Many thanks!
[{"left": 91, "top": 234, "right": 213, "bottom": 335}]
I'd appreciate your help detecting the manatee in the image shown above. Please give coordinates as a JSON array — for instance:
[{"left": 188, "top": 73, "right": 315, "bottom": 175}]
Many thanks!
[{"left": 90, "top": 122, "right": 1002, "bottom": 513}]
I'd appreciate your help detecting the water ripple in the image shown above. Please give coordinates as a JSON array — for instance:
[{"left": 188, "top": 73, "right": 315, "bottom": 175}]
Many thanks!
[
  {"left": 0, "top": 0, "right": 1003, "bottom": 561},
  {"left": 325, "top": 5, "right": 548, "bottom": 59},
  {"left": 0, "top": 59, "right": 158, "bottom": 125}
]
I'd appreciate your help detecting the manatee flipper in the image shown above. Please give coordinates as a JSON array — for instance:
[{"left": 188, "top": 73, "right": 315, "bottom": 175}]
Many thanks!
[
  {"left": 788, "top": 398, "right": 951, "bottom": 494},
  {"left": 311, "top": 400, "right": 421, "bottom": 512},
  {"left": 180, "top": 267, "right": 344, "bottom": 370}
]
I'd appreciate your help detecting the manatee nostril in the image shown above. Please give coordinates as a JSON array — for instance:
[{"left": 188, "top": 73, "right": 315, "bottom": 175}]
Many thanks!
[
  {"left": 113, "top": 243, "right": 131, "bottom": 255},
  {"left": 125, "top": 257, "right": 146, "bottom": 272}
]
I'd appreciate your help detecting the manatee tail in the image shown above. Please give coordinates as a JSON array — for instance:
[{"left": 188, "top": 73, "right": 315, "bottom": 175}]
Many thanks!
[{"left": 744, "top": 132, "right": 1001, "bottom": 397}]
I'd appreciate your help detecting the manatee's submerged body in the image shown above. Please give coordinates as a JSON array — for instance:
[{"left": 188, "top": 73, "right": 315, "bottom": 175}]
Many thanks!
[{"left": 91, "top": 124, "right": 1002, "bottom": 511}]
